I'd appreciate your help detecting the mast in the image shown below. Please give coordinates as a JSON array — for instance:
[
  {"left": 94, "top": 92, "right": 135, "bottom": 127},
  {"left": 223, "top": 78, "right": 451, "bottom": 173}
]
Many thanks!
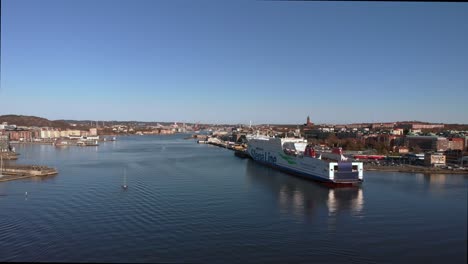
[{"left": 0, "top": 154, "right": 3, "bottom": 177}]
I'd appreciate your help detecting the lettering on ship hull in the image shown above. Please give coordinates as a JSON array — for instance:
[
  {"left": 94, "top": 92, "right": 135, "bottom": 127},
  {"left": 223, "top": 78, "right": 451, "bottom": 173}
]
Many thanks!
[{"left": 250, "top": 148, "right": 277, "bottom": 164}]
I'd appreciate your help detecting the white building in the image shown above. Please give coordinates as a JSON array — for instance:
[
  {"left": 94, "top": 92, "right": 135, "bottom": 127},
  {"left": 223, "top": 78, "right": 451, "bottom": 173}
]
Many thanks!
[{"left": 89, "top": 128, "right": 98, "bottom": 136}]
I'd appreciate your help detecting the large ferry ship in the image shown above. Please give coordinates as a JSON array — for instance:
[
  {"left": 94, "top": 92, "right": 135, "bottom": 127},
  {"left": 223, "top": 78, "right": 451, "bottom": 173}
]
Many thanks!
[{"left": 247, "top": 136, "right": 363, "bottom": 187}]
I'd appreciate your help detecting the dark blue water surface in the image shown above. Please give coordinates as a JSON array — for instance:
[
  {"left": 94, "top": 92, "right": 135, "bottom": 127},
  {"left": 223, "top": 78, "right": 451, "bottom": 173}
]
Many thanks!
[{"left": 0, "top": 135, "right": 466, "bottom": 263}]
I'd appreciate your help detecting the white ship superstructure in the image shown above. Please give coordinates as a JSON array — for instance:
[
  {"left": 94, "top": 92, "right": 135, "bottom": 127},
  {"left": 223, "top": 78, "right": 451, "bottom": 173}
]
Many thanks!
[{"left": 247, "top": 136, "right": 363, "bottom": 186}]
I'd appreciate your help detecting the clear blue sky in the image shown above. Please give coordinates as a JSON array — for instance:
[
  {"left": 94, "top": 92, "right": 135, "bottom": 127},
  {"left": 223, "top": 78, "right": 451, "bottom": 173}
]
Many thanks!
[{"left": 1, "top": 0, "right": 467, "bottom": 124}]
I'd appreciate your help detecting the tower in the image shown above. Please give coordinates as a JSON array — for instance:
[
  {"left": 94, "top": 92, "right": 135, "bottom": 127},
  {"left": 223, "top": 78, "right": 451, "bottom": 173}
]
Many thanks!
[{"left": 305, "top": 115, "right": 314, "bottom": 127}]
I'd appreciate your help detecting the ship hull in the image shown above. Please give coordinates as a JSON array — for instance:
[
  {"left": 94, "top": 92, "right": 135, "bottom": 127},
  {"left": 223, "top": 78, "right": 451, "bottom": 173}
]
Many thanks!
[{"left": 252, "top": 159, "right": 361, "bottom": 187}]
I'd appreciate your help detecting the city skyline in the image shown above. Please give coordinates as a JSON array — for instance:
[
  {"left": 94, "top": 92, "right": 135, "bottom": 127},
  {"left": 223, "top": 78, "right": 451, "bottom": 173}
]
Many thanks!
[
  {"left": 1, "top": 0, "right": 467, "bottom": 124},
  {"left": 1, "top": 113, "right": 466, "bottom": 127}
]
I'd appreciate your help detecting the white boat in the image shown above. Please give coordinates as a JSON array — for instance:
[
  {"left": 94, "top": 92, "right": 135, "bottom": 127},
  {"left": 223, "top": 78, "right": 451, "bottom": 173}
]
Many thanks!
[
  {"left": 247, "top": 136, "right": 363, "bottom": 187},
  {"left": 122, "top": 168, "right": 128, "bottom": 190}
]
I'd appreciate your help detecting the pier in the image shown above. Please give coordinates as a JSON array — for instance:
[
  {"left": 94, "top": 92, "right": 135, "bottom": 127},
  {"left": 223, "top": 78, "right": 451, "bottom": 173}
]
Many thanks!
[
  {"left": 0, "top": 152, "right": 19, "bottom": 160},
  {"left": 193, "top": 134, "right": 253, "bottom": 159},
  {"left": 0, "top": 164, "right": 58, "bottom": 182}
]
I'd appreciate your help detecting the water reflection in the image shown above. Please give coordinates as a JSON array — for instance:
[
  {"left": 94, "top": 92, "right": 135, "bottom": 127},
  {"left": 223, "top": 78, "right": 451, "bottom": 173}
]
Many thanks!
[
  {"left": 427, "top": 174, "right": 447, "bottom": 184},
  {"left": 27, "top": 174, "right": 58, "bottom": 182},
  {"left": 245, "top": 160, "right": 364, "bottom": 221},
  {"left": 415, "top": 173, "right": 450, "bottom": 185},
  {"left": 413, "top": 173, "right": 468, "bottom": 197}
]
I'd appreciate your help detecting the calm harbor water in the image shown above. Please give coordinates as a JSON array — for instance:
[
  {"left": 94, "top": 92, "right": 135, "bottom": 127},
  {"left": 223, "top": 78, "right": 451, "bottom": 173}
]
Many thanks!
[{"left": 0, "top": 135, "right": 466, "bottom": 263}]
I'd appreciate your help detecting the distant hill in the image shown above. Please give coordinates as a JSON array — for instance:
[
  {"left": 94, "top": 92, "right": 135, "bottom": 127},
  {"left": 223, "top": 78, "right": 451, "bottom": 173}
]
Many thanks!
[
  {"left": 443, "top": 124, "right": 468, "bottom": 131},
  {"left": 0, "top": 115, "right": 72, "bottom": 129}
]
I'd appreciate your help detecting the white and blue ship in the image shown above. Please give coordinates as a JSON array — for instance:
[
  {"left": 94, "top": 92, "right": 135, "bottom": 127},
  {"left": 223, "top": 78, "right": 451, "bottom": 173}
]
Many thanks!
[{"left": 247, "top": 136, "right": 363, "bottom": 187}]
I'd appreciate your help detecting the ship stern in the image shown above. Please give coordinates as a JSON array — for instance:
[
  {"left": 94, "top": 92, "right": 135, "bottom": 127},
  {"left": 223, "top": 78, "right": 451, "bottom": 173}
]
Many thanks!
[{"left": 328, "top": 162, "right": 363, "bottom": 187}]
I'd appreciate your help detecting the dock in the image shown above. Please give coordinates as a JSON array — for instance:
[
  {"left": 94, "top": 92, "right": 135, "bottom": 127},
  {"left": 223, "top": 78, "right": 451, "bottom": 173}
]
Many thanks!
[
  {"left": 0, "top": 164, "right": 58, "bottom": 182},
  {"left": 192, "top": 135, "right": 252, "bottom": 158},
  {"left": 0, "top": 152, "right": 19, "bottom": 160},
  {"left": 234, "top": 149, "right": 252, "bottom": 159}
]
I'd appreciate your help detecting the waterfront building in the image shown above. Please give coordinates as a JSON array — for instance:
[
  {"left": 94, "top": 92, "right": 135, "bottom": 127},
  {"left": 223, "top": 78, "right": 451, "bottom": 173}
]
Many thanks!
[
  {"left": 371, "top": 123, "right": 395, "bottom": 129},
  {"left": 436, "top": 137, "right": 449, "bottom": 151},
  {"left": 405, "top": 153, "right": 425, "bottom": 165},
  {"left": 405, "top": 136, "right": 448, "bottom": 152},
  {"left": 40, "top": 129, "right": 52, "bottom": 139},
  {"left": 60, "top": 130, "right": 69, "bottom": 138},
  {"left": 336, "top": 131, "right": 360, "bottom": 139},
  {"left": 7, "top": 130, "right": 33, "bottom": 142},
  {"left": 0, "top": 122, "right": 17, "bottom": 130},
  {"left": 397, "top": 122, "right": 445, "bottom": 130},
  {"left": 394, "top": 146, "right": 409, "bottom": 154},
  {"left": 346, "top": 123, "right": 371, "bottom": 129},
  {"left": 424, "top": 153, "right": 446, "bottom": 167},
  {"left": 303, "top": 129, "right": 331, "bottom": 140},
  {"left": 333, "top": 125, "right": 346, "bottom": 130},
  {"left": 0, "top": 135, "right": 10, "bottom": 152},
  {"left": 30, "top": 129, "right": 41, "bottom": 139},
  {"left": 391, "top": 128, "right": 404, "bottom": 136},
  {"left": 39, "top": 128, "right": 63, "bottom": 139},
  {"left": 447, "top": 138, "right": 464, "bottom": 151},
  {"left": 412, "top": 123, "right": 445, "bottom": 130},
  {"left": 444, "top": 149, "right": 464, "bottom": 165},
  {"left": 362, "top": 133, "right": 400, "bottom": 149},
  {"left": 89, "top": 128, "right": 98, "bottom": 136},
  {"left": 159, "top": 129, "right": 173, "bottom": 135}
]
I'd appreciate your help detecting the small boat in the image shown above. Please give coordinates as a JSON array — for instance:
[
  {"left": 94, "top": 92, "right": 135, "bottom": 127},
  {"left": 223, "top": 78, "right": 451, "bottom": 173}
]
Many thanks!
[
  {"left": 54, "top": 140, "right": 69, "bottom": 147},
  {"left": 122, "top": 168, "right": 128, "bottom": 190}
]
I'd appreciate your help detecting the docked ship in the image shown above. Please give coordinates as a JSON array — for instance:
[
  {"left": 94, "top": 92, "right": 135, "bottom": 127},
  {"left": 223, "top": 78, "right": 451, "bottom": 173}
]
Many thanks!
[
  {"left": 247, "top": 136, "right": 363, "bottom": 187},
  {"left": 53, "top": 139, "right": 69, "bottom": 147}
]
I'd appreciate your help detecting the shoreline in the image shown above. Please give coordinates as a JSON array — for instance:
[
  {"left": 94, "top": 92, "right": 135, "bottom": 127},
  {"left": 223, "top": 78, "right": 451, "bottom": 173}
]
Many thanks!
[{"left": 364, "top": 165, "right": 467, "bottom": 174}]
